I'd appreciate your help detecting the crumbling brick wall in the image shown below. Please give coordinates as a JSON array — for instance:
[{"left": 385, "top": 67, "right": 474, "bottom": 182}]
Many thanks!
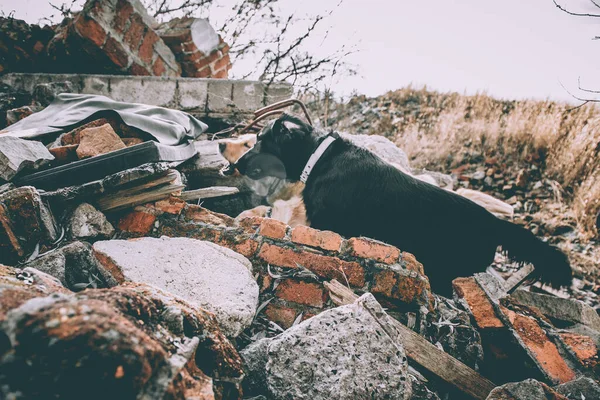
[
  {"left": 47, "top": 0, "right": 181, "bottom": 76},
  {"left": 157, "top": 18, "right": 232, "bottom": 79},
  {"left": 117, "top": 201, "right": 434, "bottom": 329}
]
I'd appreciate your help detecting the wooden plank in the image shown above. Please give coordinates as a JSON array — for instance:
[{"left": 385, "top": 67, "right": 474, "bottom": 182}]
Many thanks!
[
  {"left": 324, "top": 280, "right": 496, "bottom": 400},
  {"left": 180, "top": 186, "right": 239, "bottom": 201},
  {"left": 97, "top": 183, "right": 185, "bottom": 211},
  {"left": 504, "top": 264, "right": 535, "bottom": 294}
]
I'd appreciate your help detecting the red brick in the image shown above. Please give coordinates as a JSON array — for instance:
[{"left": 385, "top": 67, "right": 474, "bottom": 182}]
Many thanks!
[
  {"left": 264, "top": 303, "right": 297, "bottom": 329},
  {"left": 212, "top": 53, "right": 231, "bottom": 72},
  {"left": 49, "top": 144, "right": 78, "bottom": 163},
  {"left": 346, "top": 237, "right": 400, "bottom": 264},
  {"left": 291, "top": 225, "right": 342, "bottom": 252},
  {"left": 113, "top": 0, "right": 134, "bottom": 33},
  {"left": 213, "top": 69, "right": 228, "bottom": 79},
  {"left": 188, "top": 49, "right": 220, "bottom": 64},
  {"left": 216, "top": 237, "right": 260, "bottom": 259},
  {"left": 123, "top": 14, "right": 145, "bottom": 49},
  {"left": 183, "top": 205, "right": 235, "bottom": 227},
  {"left": 129, "top": 62, "right": 151, "bottom": 76},
  {"left": 220, "top": 42, "right": 230, "bottom": 54},
  {"left": 501, "top": 306, "right": 576, "bottom": 384},
  {"left": 275, "top": 280, "right": 326, "bottom": 308},
  {"left": 258, "top": 243, "right": 365, "bottom": 287},
  {"left": 118, "top": 211, "right": 156, "bottom": 235},
  {"left": 139, "top": 30, "right": 159, "bottom": 64},
  {"left": 371, "top": 269, "right": 431, "bottom": 306},
  {"left": 93, "top": 249, "right": 126, "bottom": 283},
  {"left": 401, "top": 252, "right": 424, "bottom": 275},
  {"left": 259, "top": 218, "right": 288, "bottom": 239},
  {"left": 194, "top": 65, "right": 212, "bottom": 78},
  {"left": 236, "top": 216, "right": 264, "bottom": 233},
  {"left": 152, "top": 57, "right": 166, "bottom": 76},
  {"left": 154, "top": 196, "right": 186, "bottom": 215},
  {"left": 453, "top": 277, "right": 504, "bottom": 329},
  {"left": 559, "top": 332, "right": 598, "bottom": 369},
  {"left": 74, "top": 15, "right": 106, "bottom": 47},
  {"left": 103, "top": 36, "right": 130, "bottom": 68}
]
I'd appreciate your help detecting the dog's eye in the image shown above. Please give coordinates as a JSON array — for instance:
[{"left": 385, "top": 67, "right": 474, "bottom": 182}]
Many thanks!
[{"left": 244, "top": 143, "right": 252, "bottom": 148}]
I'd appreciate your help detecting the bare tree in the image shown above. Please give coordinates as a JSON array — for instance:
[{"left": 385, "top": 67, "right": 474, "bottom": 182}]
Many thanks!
[
  {"left": 553, "top": 0, "right": 600, "bottom": 107},
  {"left": 49, "top": 0, "right": 356, "bottom": 93}
]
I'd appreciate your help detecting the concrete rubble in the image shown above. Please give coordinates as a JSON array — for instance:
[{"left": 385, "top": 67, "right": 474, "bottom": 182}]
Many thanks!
[{"left": 0, "top": 1, "right": 597, "bottom": 397}]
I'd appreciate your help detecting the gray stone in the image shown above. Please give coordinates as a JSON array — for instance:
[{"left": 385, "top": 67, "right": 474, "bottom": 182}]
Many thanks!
[
  {"left": 263, "top": 293, "right": 412, "bottom": 400},
  {"left": 511, "top": 290, "right": 600, "bottom": 332},
  {"left": 474, "top": 272, "right": 507, "bottom": 302},
  {"left": 22, "top": 251, "right": 67, "bottom": 284},
  {"left": 340, "top": 132, "right": 411, "bottom": 172},
  {"left": 68, "top": 203, "right": 115, "bottom": 240},
  {"left": 240, "top": 338, "right": 270, "bottom": 397},
  {"left": 92, "top": 237, "right": 259, "bottom": 337},
  {"left": 0, "top": 136, "right": 54, "bottom": 181},
  {"left": 486, "top": 379, "right": 561, "bottom": 400},
  {"left": 23, "top": 241, "right": 118, "bottom": 289},
  {"left": 556, "top": 377, "right": 600, "bottom": 400}
]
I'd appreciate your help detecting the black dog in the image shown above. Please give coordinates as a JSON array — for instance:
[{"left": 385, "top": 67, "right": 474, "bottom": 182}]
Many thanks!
[{"left": 231, "top": 113, "right": 573, "bottom": 296}]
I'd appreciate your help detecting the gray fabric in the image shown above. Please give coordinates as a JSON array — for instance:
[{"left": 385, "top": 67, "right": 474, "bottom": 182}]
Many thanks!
[{"left": 1, "top": 93, "right": 208, "bottom": 146}]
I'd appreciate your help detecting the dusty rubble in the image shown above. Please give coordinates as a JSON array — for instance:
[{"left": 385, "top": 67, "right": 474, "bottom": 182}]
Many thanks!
[{"left": 0, "top": 6, "right": 599, "bottom": 396}]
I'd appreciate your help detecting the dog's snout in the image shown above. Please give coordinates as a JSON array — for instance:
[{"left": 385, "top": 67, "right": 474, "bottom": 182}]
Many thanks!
[{"left": 218, "top": 142, "right": 226, "bottom": 153}]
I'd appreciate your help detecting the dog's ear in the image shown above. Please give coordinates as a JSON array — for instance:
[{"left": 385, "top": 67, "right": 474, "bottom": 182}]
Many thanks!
[{"left": 273, "top": 113, "right": 311, "bottom": 136}]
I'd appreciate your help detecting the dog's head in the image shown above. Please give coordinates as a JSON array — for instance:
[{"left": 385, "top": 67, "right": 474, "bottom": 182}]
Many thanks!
[
  {"left": 224, "top": 113, "right": 317, "bottom": 181},
  {"left": 217, "top": 134, "right": 257, "bottom": 164}
]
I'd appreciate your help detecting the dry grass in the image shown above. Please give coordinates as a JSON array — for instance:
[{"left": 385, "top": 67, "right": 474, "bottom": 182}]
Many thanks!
[{"left": 306, "top": 87, "right": 600, "bottom": 238}]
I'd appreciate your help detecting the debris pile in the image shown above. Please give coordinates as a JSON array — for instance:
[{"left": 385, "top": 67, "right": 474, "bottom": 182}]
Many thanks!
[{"left": 0, "top": 83, "right": 598, "bottom": 398}]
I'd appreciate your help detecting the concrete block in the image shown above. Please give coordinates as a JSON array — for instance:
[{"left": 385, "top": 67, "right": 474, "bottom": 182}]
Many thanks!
[
  {"left": 207, "top": 79, "right": 234, "bottom": 113},
  {"left": 109, "top": 76, "right": 177, "bottom": 107},
  {"left": 232, "top": 81, "right": 264, "bottom": 111},
  {"left": 178, "top": 78, "right": 208, "bottom": 111}
]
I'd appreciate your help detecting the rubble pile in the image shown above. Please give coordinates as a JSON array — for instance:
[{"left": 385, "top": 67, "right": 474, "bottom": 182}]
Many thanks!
[
  {"left": 0, "top": 0, "right": 231, "bottom": 79},
  {"left": 0, "top": 61, "right": 598, "bottom": 400}
]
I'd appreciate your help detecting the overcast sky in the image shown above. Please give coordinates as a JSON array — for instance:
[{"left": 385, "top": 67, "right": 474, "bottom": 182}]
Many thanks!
[{"left": 3, "top": 0, "right": 600, "bottom": 102}]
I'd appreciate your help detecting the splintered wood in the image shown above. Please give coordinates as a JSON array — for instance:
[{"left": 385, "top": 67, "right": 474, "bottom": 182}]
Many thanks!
[
  {"left": 324, "top": 280, "right": 496, "bottom": 400},
  {"left": 97, "top": 170, "right": 184, "bottom": 211}
]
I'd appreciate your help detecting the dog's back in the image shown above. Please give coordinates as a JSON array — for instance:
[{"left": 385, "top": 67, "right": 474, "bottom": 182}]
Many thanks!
[{"left": 303, "top": 137, "right": 571, "bottom": 295}]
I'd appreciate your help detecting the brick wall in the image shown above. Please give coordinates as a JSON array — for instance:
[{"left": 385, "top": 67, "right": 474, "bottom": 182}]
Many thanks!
[
  {"left": 117, "top": 201, "right": 434, "bottom": 329},
  {"left": 48, "top": 0, "right": 180, "bottom": 76},
  {"left": 157, "top": 18, "right": 232, "bottom": 79}
]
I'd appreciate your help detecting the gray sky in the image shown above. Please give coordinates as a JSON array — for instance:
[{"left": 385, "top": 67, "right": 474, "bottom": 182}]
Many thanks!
[{"left": 3, "top": 0, "right": 600, "bottom": 102}]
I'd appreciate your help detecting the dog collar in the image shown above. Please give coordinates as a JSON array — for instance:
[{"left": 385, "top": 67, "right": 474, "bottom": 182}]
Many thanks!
[{"left": 300, "top": 134, "right": 337, "bottom": 183}]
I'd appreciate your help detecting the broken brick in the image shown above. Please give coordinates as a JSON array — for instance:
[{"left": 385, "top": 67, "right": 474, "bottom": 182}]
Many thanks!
[
  {"left": 275, "top": 280, "right": 327, "bottom": 308},
  {"left": 154, "top": 196, "right": 186, "bottom": 215},
  {"left": 453, "top": 277, "right": 504, "bottom": 329},
  {"left": 291, "top": 225, "right": 342, "bottom": 252},
  {"left": 117, "top": 210, "right": 156, "bottom": 235},
  {"left": 371, "top": 268, "right": 432, "bottom": 307},
  {"left": 183, "top": 205, "right": 234, "bottom": 227},
  {"left": 346, "top": 237, "right": 400, "bottom": 264},
  {"left": 264, "top": 303, "right": 298, "bottom": 329},
  {"left": 259, "top": 218, "right": 288, "bottom": 239},
  {"left": 559, "top": 332, "right": 598, "bottom": 369},
  {"left": 76, "top": 123, "right": 126, "bottom": 159},
  {"left": 258, "top": 243, "right": 365, "bottom": 287},
  {"left": 500, "top": 306, "right": 576, "bottom": 384}
]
